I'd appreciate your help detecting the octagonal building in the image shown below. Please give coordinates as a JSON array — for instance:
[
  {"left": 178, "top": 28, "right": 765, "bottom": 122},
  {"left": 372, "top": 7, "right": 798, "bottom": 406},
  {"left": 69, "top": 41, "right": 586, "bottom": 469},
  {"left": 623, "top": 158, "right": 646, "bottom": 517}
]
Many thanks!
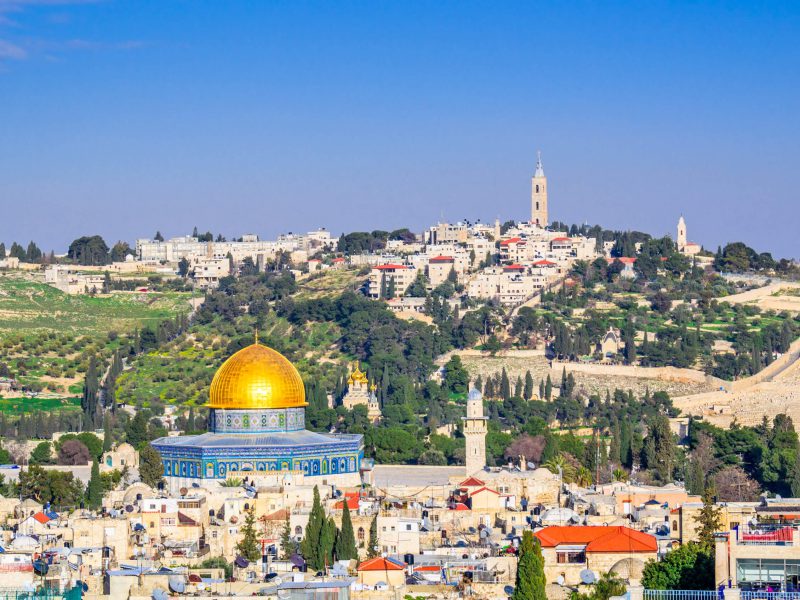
[{"left": 151, "top": 342, "right": 364, "bottom": 492}]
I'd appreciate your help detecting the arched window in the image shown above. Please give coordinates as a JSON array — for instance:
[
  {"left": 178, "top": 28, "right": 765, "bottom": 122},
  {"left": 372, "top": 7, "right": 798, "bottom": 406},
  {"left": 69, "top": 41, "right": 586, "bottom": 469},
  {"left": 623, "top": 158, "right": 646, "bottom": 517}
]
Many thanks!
[
  {"left": 358, "top": 527, "right": 365, "bottom": 542},
  {"left": 535, "top": 185, "right": 539, "bottom": 193},
  {"left": 536, "top": 202, "right": 539, "bottom": 210},
  {"left": 672, "top": 520, "right": 678, "bottom": 531}
]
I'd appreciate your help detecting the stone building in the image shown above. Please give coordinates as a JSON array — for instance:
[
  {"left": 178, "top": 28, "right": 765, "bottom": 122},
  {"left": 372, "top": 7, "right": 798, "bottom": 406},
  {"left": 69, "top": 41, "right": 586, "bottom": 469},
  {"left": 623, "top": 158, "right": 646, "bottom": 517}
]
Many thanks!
[
  {"left": 462, "top": 388, "right": 488, "bottom": 476},
  {"left": 531, "top": 151, "right": 548, "bottom": 227}
]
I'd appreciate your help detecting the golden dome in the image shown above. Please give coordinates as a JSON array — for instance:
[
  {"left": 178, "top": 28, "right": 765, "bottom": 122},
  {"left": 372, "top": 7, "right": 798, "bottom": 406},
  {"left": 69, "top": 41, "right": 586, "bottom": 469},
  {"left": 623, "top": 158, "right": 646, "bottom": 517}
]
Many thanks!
[{"left": 207, "top": 343, "right": 306, "bottom": 410}]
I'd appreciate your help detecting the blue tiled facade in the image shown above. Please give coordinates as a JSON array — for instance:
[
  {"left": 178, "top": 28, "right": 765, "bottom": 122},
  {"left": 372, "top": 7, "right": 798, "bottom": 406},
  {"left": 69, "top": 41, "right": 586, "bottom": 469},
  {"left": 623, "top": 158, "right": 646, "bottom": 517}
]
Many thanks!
[{"left": 151, "top": 407, "right": 364, "bottom": 485}]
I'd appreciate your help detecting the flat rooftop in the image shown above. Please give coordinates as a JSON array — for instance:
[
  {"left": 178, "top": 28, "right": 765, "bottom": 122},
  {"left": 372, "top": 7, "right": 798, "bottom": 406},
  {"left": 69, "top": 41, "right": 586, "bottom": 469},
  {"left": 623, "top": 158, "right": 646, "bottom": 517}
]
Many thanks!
[{"left": 372, "top": 465, "right": 464, "bottom": 488}]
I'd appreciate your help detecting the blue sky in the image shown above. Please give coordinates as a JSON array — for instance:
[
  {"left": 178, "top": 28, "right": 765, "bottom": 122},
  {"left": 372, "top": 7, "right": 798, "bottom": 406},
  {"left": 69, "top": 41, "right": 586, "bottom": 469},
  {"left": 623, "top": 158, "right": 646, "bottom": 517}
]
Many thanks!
[{"left": 1, "top": 1, "right": 798, "bottom": 257}]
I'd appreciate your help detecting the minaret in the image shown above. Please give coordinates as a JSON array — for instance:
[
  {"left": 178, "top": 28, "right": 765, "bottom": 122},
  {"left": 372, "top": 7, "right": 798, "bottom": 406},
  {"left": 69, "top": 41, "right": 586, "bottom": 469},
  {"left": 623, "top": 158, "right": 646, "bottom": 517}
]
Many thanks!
[
  {"left": 677, "top": 216, "right": 687, "bottom": 251},
  {"left": 531, "top": 151, "right": 548, "bottom": 227},
  {"left": 462, "top": 387, "right": 488, "bottom": 476}
]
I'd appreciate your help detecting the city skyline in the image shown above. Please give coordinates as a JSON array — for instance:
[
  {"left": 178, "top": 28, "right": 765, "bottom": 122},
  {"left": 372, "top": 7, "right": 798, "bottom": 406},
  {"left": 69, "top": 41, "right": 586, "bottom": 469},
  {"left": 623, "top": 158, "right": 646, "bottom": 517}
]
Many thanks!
[{"left": 2, "top": 1, "right": 799, "bottom": 257}]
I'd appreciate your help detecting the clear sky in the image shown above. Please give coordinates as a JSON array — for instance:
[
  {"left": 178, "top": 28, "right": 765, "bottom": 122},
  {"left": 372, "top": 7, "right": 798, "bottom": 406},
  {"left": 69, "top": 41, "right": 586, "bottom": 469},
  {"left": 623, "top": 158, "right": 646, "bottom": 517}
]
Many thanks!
[{"left": 1, "top": 1, "right": 798, "bottom": 258}]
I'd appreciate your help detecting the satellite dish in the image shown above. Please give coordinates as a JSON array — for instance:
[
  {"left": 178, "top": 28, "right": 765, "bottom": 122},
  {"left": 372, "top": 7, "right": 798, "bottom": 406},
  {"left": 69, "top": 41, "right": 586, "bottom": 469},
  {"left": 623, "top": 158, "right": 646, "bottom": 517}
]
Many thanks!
[
  {"left": 504, "top": 586, "right": 515, "bottom": 595},
  {"left": 152, "top": 589, "right": 169, "bottom": 600},
  {"left": 580, "top": 569, "right": 597, "bottom": 585},
  {"left": 277, "top": 590, "right": 291, "bottom": 600},
  {"left": 168, "top": 576, "right": 186, "bottom": 594},
  {"left": 468, "top": 527, "right": 477, "bottom": 534},
  {"left": 557, "top": 575, "right": 566, "bottom": 586}
]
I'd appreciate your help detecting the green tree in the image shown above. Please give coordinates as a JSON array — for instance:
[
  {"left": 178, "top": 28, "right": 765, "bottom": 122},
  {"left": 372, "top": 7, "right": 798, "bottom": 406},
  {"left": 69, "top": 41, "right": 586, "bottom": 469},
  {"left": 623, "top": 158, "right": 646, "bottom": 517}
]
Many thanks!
[
  {"left": 642, "top": 543, "right": 714, "bottom": 590},
  {"left": 366, "top": 515, "right": 379, "bottom": 557},
  {"left": 236, "top": 506, "right": 261, "bottom": 562},
  {"left": 138, "top": 444, "right": 164, "bottom": 489},
  {"left": 695, "top": 488, "right": 723, "bottom": 548},
  {"left": 544, "top": 375, "right": 552, "bottom": 401},
  {"left": 319, "top": 516, "right": 337, "bottom": 569},
  {"left": 513, "top": 531, "right": 546, "bottom": 600},
  {"left": 86, "top": 459, "right": 103, "bottom": 509},
  {"left": 336, "top": 502, "right": 358, "bottom": 560},
  {"left": 178, "top": 257, "right": 191, "bottom": 278},
  {"left": 572, "top": 573, "right": 626, "bottom": 600},
  {"left": 67, "top": 235, "right": 110, "bottom": 266},
  {"left": 30, "top": 442, "right": 54, "bottom": 465},
  {"left": 443, "top": 355, "right": 469, "bottom": 395},
  {"left": 524, "top": 371, "right": 534, "bottom": 400},
  {"left": 280, "top": 518, "right": 296, "bottom": 559},
  {"left": 301, "top": 486, "right": 326, "bottom": 570}
]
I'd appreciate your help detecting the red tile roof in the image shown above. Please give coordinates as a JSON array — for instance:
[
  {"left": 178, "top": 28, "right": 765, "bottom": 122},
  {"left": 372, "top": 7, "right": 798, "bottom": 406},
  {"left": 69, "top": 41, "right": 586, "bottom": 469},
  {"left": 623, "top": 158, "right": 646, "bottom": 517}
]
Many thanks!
[
  {"left": 469, "top": 486, "right": 500, "bottom": 497},
  {"left": 535, "top": 526, "right": 657, "bottom": 553},
  {"left": 332, "top": 257, "right": 346, "bottom": 262},
  {"left": 374, "top": 264, "right": 409, "bottom": 270},
  {"left": 503, "top": 264, "right": 525, "bottom": 271},
  {"left": 451, "top": 502, "right": 470, "bottom": 511},
  {"left": 32, "top": 512, "right": 50, "bottom": 524},
  {"left": 533, "top": 260, "right": 557, "bottom": 266},
  {"left": 552, "top": 237, "right": 572, "bottom": 242},
  {"left": 500, "top": 237, "right": 523, "bottom": 246},
  {"left": 429, "top": 255, "right": 455, "bottom": 262},
  {"left": 358, "top": 557, "right": 405, "bottom": 571},
  {"left": 459, "top": 476, "right": 486, "bottom": 487},
  {"left": 606, "top": 257, "right": 637, "bottom": 265},
  {"left": 334, "top": 495, "right": 359, "bottom": 510}
]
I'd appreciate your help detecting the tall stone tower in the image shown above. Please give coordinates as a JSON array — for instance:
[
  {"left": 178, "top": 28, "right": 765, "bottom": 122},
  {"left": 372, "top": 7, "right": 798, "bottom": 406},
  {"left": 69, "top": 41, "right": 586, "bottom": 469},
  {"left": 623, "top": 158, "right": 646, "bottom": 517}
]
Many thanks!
[
  {"left": 462, "top": 387, "right": 488, "bottom": 476},
  {"left": 531, "top": 151, "right": 548, "bottom": 227},
  {"left": 677, "top": 216, "right": 687, "bottom": 251}
]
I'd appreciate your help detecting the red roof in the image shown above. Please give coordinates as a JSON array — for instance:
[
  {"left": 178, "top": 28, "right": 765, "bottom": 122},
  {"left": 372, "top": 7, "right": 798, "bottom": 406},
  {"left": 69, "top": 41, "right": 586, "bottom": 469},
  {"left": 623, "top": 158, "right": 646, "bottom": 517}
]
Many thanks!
[
  {"left": 459, "top": 476, "right": 486, "bottom": 487},
  {"left": 32, "top": 512, "right": 50, "bottom": 524},
  {"left": 470, "top": 486, "right": 500, "bottom": 497},
  {"left": 535, "top": 526, "right": 657, "bottom": 553},
  {"left": 605, "top": 257, "right": 636, "bottom": 265},
  {"left": 429, "top": 255, "right": 455, "bottom": 262},
  {"left": 533, "top": 260, "right": 557, "bottom": 266},
  {"left": 500, "top": 237, "right": 523, "bottom": 246},
  {"left": 332, "top": 257, "right": 345, "bottom": 262},
  {"left": 552, "top": 237, "right": 572, "bottom": 243},
  {"left": 358, "top": 557, "right": 405, "bottom": 572},
  {"left": 374, "top": 264, "right": 409, "bottom": 270},
  {"left": 503, "top": 264, "right": 525, "bottom": 271},
  {"left": 415, "top": 565, "right": 442, "bottom": 572},
  {"left": 334, "top": 494, "right": 359, "bottom": 510},
  {"left": 451, "top": 502, "right": 470, "bottom": 511}
]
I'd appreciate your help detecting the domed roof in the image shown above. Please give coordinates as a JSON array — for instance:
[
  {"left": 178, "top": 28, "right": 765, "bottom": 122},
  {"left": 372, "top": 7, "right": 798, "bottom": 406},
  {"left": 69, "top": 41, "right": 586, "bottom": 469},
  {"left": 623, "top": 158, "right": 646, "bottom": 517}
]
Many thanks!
[{"left": 207, "top": 343, "right": 306, "bottom": 410}]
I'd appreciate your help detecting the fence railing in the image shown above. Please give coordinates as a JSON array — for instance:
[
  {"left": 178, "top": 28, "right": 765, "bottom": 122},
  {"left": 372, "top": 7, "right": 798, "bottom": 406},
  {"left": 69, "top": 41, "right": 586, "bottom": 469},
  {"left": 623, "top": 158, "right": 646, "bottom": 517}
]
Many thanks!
[
  {"left": 741, "top": 592, "right": 800, "bottom": 600},
  {"left": 644, "top": 589, "right": 720, "bottom": 600},
  {"left": 735, "top": 525, "right": 797, "bottom": 546}
]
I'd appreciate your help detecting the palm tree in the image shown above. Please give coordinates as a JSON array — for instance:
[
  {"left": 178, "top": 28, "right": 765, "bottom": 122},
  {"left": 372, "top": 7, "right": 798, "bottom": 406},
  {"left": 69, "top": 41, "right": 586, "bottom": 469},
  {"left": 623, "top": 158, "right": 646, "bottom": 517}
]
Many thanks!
[
  {"left": 612, "top": 468, "right": 627, "bottom": 482},
  {"left": 220, "top": 477, "right": 243, "bottom": 487},
  {"left": 542, "top": 454, "right": 576, "bottom": 483},
  {"left": 576, "top": 467, "right": 592, "bottom": 488}
]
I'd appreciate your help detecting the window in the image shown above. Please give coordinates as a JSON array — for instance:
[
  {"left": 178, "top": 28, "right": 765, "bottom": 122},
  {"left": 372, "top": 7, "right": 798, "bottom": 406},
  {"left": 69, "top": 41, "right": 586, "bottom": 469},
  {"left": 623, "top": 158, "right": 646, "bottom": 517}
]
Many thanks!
[
  {"left": 358, "top": 528, "right": 365, "bottom": 542},
  {"left": 535, "top": 185, "right": 539, "bottom": 193},
  {"left": 556, "top": 551, "right": 586, "bottom": 564},
  {"left": 295, "top": 526, "right": 303, "bottom": 536},
  {"left": 672, "top": 520, "right": 678, "bottom": 531},
  {"left": 406, "top": 524, "right": 412, "bottom": 531},
  {"left": 536, "top": 202, "right": 539, "bottom": 210}
]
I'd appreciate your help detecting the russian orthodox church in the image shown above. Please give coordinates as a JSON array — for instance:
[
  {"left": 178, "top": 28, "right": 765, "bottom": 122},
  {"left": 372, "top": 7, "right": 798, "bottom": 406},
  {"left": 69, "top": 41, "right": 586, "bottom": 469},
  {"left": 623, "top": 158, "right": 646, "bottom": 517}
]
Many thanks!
[
  {"left": 151, "top": 341, "right": 364, "bottom": 493},
  {"left": 341, "top": 362, "right": 382, "bottom": 423}
]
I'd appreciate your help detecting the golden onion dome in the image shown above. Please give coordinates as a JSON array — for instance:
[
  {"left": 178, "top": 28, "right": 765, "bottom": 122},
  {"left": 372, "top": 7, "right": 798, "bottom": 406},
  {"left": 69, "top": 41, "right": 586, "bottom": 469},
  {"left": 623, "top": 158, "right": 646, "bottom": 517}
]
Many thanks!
[{"left": 207, "top": 343, "right": 306, "bottom": 410}]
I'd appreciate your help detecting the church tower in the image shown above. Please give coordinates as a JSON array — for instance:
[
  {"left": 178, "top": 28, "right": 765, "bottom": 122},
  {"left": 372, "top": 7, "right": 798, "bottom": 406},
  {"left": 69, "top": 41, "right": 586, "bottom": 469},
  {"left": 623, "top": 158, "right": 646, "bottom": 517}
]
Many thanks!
[
  {"left": 462, "top": 387, "right": 488, "bottom": 476},
  {"left": 531, "top": 151, "right": 548, "bottom": 227},
  {"left": 677, "top": 216, "right": 687, "bottom": 251}
]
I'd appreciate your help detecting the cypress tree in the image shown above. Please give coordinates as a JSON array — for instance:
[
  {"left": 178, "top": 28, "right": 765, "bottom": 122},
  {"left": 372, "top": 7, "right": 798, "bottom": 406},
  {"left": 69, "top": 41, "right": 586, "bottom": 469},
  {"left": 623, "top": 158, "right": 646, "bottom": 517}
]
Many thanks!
[
  {"left": 544, "top": 375, "right": 552, "bottom": 401},
  {"left": 335, "top": 502, "right": 358, "bottom": 560},
  {"left": 514, "top": 376, "right": 523, "bottom": 398},
  {"left": 237, "top": 506, "right": 261, "bottom": 562},
  {"left": 81, "top": 356, "right": 99, "bottom": 428},
  {"left": 102, "top": 413, "right": 112, "bottom": 452},
  {"left": 538, "top": 379, "right": 545, "bottom": 401},
  {"left": 523, "top": 371, "right": 534, "bottom": 400},
  {"left": 87, "top": 459, "right": 103, "bottom": 509},
  {"left": 319, "top": 517, "right": 336, "bottom": 569},
  {"left": 280, "top": 518, "right": 296, "bottom": 559},
  {"left": 301, "top": 486, "right": 325, "bottom": 569},
  {"left": 500, "top": 368, "right": 511, "bottom": 400},
  {"left": 513, "top": 531, "right": 546, "bottom": 600},
  {"left": 366, "top": 515, "right": 379, "bottom": 558}
]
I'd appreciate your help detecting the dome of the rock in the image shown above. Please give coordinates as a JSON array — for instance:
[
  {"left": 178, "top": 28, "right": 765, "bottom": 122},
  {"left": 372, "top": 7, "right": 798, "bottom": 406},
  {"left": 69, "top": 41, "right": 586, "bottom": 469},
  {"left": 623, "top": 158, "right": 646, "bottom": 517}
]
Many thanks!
[{"left": 207, "top": 343, "right": 306, "bottom": 410}]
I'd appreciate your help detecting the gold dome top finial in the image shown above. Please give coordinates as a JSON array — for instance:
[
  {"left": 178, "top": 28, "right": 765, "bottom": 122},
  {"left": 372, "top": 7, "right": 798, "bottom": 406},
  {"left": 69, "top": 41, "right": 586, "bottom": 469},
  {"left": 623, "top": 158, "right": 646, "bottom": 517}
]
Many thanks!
[{"left": 207, "top": 343, "right": 306, "bottom": 410}]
